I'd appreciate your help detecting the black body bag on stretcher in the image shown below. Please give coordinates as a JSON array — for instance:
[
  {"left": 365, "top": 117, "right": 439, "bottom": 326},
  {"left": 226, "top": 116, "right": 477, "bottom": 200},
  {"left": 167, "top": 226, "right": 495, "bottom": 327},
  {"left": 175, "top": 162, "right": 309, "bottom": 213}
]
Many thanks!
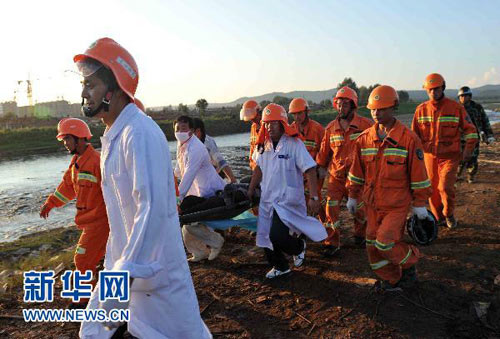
[{"left": 179, "top": 183, "right": 260, "bottom": 224}]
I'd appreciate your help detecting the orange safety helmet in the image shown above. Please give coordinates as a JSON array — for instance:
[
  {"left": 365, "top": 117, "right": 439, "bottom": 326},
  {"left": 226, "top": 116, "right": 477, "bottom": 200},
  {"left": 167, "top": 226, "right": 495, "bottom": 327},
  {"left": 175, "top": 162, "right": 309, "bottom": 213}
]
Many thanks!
[
  {"left": 74, "top": 37, "right": 139, "bottom": 101},
  {"left": 366, "top": 85, "right": 399, "bottom": 110},
  {"left": 56, "top": 118, "right": 92, "bottom": 141},
  {"left": 423, "top": 73, "right": 445, "bottom": 89},
  {"left": 256, "top": 103, "right": 299, "bottom": 145},
  {"left": 135, "top": 98, "right": 145, "bottom": 112},
  {"left": 288, "top": 98, "right": 308, "bottom": 114},
  {"left": 333, "top": 86, "right": 358, "bottom": 109},
  {"left": 262, "top": 103, "right": 289, "bottom": 123},
  {"left": 240, "top": 99, "right": 261, "bottom": 121}
]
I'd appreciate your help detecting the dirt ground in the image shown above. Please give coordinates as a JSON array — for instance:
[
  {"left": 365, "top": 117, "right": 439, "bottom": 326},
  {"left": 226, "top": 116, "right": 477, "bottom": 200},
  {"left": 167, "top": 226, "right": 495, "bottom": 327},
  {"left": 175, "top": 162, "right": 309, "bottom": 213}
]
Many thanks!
[{"left": 1, "top": 127, "right": 499, "bottom": 338}]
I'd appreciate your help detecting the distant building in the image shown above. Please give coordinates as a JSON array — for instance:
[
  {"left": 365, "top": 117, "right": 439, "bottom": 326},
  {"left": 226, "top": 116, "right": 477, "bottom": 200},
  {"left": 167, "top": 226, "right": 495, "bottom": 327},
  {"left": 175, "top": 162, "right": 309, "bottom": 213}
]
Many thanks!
[
  {"left": 0, "top": 100, "right": 81, "bottom": 118},
  {"left": 0, "top": 101, "right": 18, "bottom": 117},
  {"left": 32, "top": 100, "right": 81, "bottom": 118}
]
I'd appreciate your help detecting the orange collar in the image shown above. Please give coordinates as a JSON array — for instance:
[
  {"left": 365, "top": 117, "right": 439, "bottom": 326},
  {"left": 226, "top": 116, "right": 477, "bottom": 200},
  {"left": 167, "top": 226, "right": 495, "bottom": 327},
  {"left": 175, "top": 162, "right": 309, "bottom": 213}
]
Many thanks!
[
  {"left": 367, "top": 119, "right": 405, "bottom": 146},
  {"left": 332, "top": 113, "right": 364, "bottom": 132},
  {"left": 72, "top": 144, "right": 95, "bottom": 169}
]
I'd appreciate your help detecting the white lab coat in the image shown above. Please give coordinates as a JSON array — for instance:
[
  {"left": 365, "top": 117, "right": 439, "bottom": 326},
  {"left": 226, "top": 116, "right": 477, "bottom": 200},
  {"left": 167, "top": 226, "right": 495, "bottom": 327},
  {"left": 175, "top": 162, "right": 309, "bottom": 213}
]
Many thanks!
[
  {"left": 204, "top": 135, "right": 228, "bottom": 173},
  {"left": 80, "top": 104, "right": 211, "bottom": 339},
  {"left": 175, "top": 135, "right": 226, "bottom": 199},
  {"left": 255, "top": 135, "right": 327, "bottom": 250}
]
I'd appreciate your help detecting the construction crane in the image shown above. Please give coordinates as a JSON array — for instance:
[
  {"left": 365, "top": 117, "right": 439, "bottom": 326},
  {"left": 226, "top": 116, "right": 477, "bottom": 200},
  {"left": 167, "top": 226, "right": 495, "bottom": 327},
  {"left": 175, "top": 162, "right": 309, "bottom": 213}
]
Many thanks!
[{"left": 17, "top": 77, "right": 34, "bottom": 106}]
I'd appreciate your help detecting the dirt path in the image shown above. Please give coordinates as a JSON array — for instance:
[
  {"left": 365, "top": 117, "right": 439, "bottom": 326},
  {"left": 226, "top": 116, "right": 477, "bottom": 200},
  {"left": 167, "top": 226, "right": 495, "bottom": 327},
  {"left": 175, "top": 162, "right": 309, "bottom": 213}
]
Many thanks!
[{"left": 1, "top": 127, "right": 499, "bottom": 338}]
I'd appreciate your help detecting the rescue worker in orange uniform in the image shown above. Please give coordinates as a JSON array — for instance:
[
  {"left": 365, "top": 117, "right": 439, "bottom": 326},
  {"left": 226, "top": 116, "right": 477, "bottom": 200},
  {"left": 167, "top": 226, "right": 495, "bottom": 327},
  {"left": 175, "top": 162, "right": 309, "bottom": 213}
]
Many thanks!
[
  {"left": 289, "top": 97, "right": 326, "bottom": 221},
  {"left": 240, "top": 99, "right": 262, "bottom": 171},
  {"left": 40, "top": 118, "right": 109, "bottom": 303},
  {"left": 316, "top": 87, "right": 373, "bottom": 256},
  {"left": 348, "top": 85, "right": 432, "bottom": 291},
  {"left": 411, "top": 73, "right": 479, "bottom": 228}
]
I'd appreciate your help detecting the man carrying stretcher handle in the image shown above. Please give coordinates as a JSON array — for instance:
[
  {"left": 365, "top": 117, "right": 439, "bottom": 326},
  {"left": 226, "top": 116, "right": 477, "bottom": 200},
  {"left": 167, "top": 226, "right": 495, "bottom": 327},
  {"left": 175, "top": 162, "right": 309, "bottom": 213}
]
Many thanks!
[
  {"left": 247, "top": 103, "right": 327, "bottom": 279},
  {"left": 175, "top": 115, "right": 226, "bottom": 262}
]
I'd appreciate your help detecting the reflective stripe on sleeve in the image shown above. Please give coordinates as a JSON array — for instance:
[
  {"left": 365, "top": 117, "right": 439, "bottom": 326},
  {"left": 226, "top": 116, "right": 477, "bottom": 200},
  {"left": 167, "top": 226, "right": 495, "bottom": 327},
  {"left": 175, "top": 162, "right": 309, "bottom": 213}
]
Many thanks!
[
  {"left": 411, "top": 179, "right": 431, "bottom": 189},
  {"left": 418, "top": 116, "right": 433, "bottom": 123},
  {"left": 361, "top": 148, "right": 378, "bottom": 156},
  {"left": 399, "top": 248, "right": 413, "bottom": 265},
  {"left": 464, "top": 133, "right": 479, "bottom": 140},
  {"left": 375, "top": 240, "right": 395, "bottom": 251},
  {"left": 348, "top": 172, "right": 365, "bottom": 185},
  {"left": 54, "top": 190, "right": 70, "bottom": 204},
  {"left": 370, "top": 260, "right": 390, "bottom": 270},
  {"left": 327, "top": 200, "right": 339, "bottom": 207},
  {"left": 77, "top": 173, "right": 98, "bottom": 183}
]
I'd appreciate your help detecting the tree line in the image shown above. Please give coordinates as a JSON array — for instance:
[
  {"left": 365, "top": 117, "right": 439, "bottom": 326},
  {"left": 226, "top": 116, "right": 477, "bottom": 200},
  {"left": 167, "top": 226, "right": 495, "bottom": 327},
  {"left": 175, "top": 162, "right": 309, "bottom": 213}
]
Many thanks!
[{"left": 166, "top": 77, "right": 411, "bottom": 118}]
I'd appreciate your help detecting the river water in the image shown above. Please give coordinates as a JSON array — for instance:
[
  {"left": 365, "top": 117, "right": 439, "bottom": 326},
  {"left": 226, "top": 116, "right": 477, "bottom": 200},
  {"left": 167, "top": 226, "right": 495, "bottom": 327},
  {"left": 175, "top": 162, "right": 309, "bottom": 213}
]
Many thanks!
[
  {"left": 0, "top": 132, "right": 252, "bottom": 243},
  {"left": 1, "top": 110, "right": 498, "bottom": 243}
]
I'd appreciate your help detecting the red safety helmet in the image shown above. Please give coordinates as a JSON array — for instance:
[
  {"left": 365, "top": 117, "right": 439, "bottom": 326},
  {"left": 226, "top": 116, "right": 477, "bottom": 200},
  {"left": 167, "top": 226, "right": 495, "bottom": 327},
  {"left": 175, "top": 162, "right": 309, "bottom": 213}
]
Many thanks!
[
  {"left": 240, "top": 100, "right": 261, "bottom": 122},
  {"left": 423, "top": 73, "right": 445, "bottom": 90},
  {"left": 74, "top": 37, "right": 139, "bottom": 101},
  {"left": 56, "top": 118, "right": 92, "bottom": 141},
  {"left": 333, "top": 86, "right": 358, "bottom": 110},
  {"left": 288, "top": 98, "right": 308, "bottom": 114},
  {"left": 367, "top": 85, "right": 399, "bottom": 110}
]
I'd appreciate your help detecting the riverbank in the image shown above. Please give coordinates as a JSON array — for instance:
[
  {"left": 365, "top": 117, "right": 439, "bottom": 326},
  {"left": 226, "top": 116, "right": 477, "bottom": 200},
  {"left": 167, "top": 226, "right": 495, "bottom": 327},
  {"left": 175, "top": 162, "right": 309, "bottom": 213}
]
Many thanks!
[
  {"left": 0, "top": 116, "right": 249, "bottom": 159},
  {"left": 0, "top": 126, "right": 499, "bottom": 338},
  {"left": 0, "top": 102, "right": 421, "bottom": 159}
]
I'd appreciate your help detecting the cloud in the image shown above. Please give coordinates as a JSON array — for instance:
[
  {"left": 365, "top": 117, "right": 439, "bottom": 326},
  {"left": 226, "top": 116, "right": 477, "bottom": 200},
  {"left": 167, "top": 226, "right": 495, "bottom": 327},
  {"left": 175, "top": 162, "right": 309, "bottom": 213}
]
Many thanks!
[
  {"left": 467, "top": 67, "right": 500, "bottom": 87},
  {"left": 483, "top": 67, "right": 499, "bottom": 82},
  {"left": 467, "top": 77, "right": 478, "bottom": 87}
]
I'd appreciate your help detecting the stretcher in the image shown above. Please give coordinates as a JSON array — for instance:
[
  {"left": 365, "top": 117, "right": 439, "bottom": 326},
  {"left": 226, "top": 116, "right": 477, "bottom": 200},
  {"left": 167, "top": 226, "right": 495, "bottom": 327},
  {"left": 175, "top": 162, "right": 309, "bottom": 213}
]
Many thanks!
[{"left": 178, "top": 183, "right": 259, "bottom": 231}]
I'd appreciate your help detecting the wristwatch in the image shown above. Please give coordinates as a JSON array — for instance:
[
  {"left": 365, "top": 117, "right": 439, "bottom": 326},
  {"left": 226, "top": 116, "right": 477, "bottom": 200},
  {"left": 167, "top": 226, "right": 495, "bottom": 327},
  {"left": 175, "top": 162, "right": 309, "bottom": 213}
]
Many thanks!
[{"left": 310, "top": 196, "right": 319, "bottom": 201}]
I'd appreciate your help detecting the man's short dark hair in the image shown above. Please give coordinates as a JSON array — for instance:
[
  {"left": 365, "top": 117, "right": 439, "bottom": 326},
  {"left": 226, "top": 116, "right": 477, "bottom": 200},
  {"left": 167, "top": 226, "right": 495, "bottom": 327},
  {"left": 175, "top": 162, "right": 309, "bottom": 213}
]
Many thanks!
[
  {"left": 192, "top": 118, "right": 206, "bottom": 142},
  {"left": 175, "top": 115, "right": 193, "bottom": 129}
]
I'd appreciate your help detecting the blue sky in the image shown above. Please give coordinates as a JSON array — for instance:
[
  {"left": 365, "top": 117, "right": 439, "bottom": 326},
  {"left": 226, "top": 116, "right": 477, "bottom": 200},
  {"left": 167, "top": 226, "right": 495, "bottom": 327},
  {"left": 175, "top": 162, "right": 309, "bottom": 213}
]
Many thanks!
[{"left": 1, "top": 0, "right": 499, "bottom": 107}]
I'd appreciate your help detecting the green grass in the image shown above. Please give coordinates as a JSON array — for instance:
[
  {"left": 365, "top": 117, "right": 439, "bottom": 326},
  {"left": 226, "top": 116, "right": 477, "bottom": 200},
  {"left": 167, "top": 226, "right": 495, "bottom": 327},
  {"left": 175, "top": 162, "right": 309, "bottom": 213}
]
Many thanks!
[
  {"left": 0, "top": 103, "right": 423, "bottom": 158},
  {"left": 307, "top": 102, "right": 421, "bottom": 127}
]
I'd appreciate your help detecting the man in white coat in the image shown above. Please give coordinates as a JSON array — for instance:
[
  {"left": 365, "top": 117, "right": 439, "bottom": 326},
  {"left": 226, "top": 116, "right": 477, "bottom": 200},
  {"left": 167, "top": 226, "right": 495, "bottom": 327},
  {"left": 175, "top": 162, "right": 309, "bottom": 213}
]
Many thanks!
[
  {"left": 174, "top": 115, "right": 226, "bottom": 262},
  {"left": 74, "top": 37, "right": 212, "bottom": 339},
  {"left": 248, "top": 103, "right": 327, "bottom": 279}
]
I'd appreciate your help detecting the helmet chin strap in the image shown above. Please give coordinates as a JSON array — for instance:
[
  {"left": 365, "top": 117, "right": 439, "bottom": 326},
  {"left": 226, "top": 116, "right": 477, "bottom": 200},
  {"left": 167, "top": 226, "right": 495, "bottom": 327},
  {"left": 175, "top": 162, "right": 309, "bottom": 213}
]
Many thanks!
[
  {"left": 69, "top": 135, "right": 79, "bottom": 155},
  {"left": 81, "top": 91, "right": 113, "bottom": 117}
]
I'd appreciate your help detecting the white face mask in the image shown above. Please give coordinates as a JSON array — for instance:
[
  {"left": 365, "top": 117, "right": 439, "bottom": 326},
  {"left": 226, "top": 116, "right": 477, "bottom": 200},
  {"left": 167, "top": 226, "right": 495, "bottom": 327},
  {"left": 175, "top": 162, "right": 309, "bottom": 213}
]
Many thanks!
[{"left": 175, "top": 132, "right": 191, "bottom": 143}]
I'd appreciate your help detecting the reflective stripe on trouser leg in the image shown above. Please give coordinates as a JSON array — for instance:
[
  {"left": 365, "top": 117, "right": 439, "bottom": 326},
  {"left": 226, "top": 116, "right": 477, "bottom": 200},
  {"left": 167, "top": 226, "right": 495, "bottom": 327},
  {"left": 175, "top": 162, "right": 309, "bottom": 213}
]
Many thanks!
[
  {"left": 324, "top": 199, "right": 341, "bottom": 247},
  {"left": 424, "top": 153, "right": 444, "bottom": 220},
  {"left": 324, "top": 179, "right": 347, "bottom": 247},
  {"left": 365, "top": 206, "right": 420, "bottom": 285},
  {"left": 353, "top": 201, "right": 366, "bottom": 238},
  {"left": 437, "top": 157, "right": 460, "bottom": 217},
  {"left": 74, "top": 223, "right": 109, "bottom": 290}
]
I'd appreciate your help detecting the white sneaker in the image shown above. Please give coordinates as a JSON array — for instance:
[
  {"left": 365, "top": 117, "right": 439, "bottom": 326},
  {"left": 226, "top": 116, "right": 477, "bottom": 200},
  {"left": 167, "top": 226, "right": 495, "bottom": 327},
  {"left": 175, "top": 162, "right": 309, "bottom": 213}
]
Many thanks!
[
  {"left": 208, "top": 247, "right": 222, "bottom": 261},
  {"left": 293, "top": 240, "right": 306, "bottom": 267},
  {"left": 265, "top": 267, "right": 291, "bottom": 279},
  {"left": 188, "top": 254, "right": 208, "bottom": 262}
]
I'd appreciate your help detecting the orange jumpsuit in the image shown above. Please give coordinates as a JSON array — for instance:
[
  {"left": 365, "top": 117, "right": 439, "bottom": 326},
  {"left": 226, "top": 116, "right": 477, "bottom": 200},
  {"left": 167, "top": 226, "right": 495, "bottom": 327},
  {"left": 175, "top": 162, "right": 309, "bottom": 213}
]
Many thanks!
[
  {"left": 347, "top": 120, "right": 432, "bottom": 284},
  {"left": 316, "top": 114, "right": 373, "bottom": 247},
  {"left": 292, "top": 118, "right": 326, "bottom": 219},
  {"left": 411, "top": 97, "right": 478, "bottom": 220},
  {"left": 44, "top": 145, "right": 109, "bottom": 286},
  {"left": 249, "top": 122, "right": 260, "bottom": 170}
]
